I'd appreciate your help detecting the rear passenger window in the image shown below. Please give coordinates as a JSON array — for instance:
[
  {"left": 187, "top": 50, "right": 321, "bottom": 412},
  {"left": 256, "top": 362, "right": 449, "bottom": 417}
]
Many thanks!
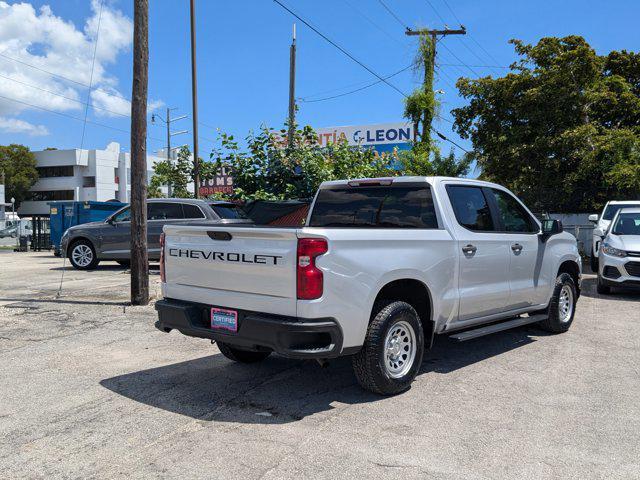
[
  {"left": 447, "top": 185, "right": 495, "bottom": 231},
  {"left": 182, "top": 204, "right": 205, "bottom": 219},
  {"left": 309, "top": 185, "right": 438, "bottom": 228},
  {"left": 148, "top": 203, "right": 183, "bottom": 220}
]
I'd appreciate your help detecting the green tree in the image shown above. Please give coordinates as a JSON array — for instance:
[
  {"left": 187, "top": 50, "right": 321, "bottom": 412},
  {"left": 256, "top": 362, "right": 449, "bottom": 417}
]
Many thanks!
[
  {"left": 0, "top": 144, "right": 38, "bottom": 206},
  {"left": 453, "top": 36, "right": 640, "bottom": 212},
  {"left": 207, "top": 124, "right": 396, "bottom": 202},
  {"left": 397, "top": 146, "right": 472, "bottom": 177},
  {"left": 148, "top": 145, "right": 194, "bottom": 198}
]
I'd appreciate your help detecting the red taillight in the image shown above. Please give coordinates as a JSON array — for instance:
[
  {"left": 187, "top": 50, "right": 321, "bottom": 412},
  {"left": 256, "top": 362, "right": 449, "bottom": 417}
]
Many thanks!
[
  {"left": 159, "top": 233, "right": 166, "bottom": 283},
  {"left": 297, "top": 238, "right": 328, "bottom": 300}
]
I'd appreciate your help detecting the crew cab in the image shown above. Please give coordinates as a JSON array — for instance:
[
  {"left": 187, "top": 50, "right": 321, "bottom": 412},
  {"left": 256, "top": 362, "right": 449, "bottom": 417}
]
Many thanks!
[{"left": 156, "top": 177, "right": 582, "bottom": 395}]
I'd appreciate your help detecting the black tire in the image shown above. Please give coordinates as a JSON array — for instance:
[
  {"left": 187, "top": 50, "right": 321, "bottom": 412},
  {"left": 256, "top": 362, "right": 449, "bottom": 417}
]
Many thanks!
[
  {"left": 68, "top": 239, "right": 99, "bottom": 270},
  {"left": 590, "top": 249, "right": 598, "bottom": 273},
  {"left": 352, "top": 301, "right": 424, "bottom": 395},
  {"left": 217, "top": 342, "right": 271, "bottom": 363},
  {"left": 539, "top": 273, "right": 577, "bottom": 333},
  {"left": 596, "top": 275, "right": 611, "bottom": 295}
]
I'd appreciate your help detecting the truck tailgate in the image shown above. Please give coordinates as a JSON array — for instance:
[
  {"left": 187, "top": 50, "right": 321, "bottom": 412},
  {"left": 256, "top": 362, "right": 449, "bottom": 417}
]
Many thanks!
[{"left": 162, "top": 225, "right": 299, "bottom": 316}]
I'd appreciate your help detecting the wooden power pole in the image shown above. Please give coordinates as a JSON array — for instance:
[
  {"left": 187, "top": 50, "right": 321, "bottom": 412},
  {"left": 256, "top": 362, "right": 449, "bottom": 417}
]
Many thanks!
[
  {"left": 189, "top": 0, "right": 200, "bottom": 198},
  {"left": 130, "top": 0, "right": 149, "bottom": 305},
  {"left": 287, "top": 24, "right": 296, "bottom": 149}
]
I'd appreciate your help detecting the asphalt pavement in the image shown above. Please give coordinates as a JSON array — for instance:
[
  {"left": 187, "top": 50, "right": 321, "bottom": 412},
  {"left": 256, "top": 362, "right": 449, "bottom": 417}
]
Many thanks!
[{"left": 0, "top": 252, "right": 638, "bottom": 479}]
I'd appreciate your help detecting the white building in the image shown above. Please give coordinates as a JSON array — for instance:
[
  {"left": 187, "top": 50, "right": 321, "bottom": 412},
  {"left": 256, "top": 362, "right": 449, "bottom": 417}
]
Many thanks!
[{"left": 18, "top": 142, "right": 177, "bottom": 216}]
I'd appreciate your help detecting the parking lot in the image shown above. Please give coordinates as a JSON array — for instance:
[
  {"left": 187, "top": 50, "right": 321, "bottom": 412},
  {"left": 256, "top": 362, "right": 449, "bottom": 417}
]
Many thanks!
[{"left": 0, "top": 251, "right": 638, "bottom": 479}]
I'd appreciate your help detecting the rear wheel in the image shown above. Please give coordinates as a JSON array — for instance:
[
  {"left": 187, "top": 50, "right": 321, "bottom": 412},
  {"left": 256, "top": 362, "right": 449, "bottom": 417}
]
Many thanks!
[
  {"left": 68, "top": 239, "right": 99, "bottom": 270},
  {"left": 217, "top": 342, "right": 271, "bottom": 363},
  {"left": 596, "top": 275, "right": 611, "bottom": 295},
  {"left": 539, "top": 273, "right": 577, "bottom": 333},
  {"left": 352, "top": 301, "right": 424, "bottom": 395}
]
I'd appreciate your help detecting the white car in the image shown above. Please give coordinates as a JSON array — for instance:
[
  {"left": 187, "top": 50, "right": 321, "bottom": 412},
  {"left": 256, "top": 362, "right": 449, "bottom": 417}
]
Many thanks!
[
  {"left": 597, "top": 208, "right": 640, "bottom": 294},
  {"left": 589, "top": 200, "right": 640, "bottom": 272},
  {"left": 156, "top": 177, "right": 582, "bottom": 395}
]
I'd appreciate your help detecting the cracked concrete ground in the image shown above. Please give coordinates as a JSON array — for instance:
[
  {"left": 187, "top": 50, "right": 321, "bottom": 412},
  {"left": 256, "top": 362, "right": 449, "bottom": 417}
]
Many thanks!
[{"left": 0, "top": 251, "right": 639, "bottom": 479}]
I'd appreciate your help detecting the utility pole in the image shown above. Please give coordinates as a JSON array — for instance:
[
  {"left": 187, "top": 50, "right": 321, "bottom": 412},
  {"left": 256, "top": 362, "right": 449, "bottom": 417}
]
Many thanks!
[
  {"left": 405, "top": 27, "right": 466, "bottom": 144},
  {"left": 130, "top": 0, "right": 149, "bottom": 306},
  {"left": 152, "top": 109, "right": 188, "bottom": 197},
  {"left": 189, "top": 0, "right": 200, "bottom": 198},
  {"left": 287, "top": 23, "right": 296, "bottom": 149}
]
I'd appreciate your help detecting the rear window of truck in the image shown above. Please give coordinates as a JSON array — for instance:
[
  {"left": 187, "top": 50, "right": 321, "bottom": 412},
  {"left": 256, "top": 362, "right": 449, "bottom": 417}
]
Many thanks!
[{"left": 309, "top": 185, "right": 438, "bottom": 228}]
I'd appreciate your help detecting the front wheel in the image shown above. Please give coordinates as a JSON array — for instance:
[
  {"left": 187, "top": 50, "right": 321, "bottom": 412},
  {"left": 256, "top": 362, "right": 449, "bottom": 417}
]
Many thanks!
[
  {"left": 352, "top": 301, "right": 424, "bottom": 395},
  {"left": 539, "top": 273, "right": 577, "bottom": 333},
  {"left": 217, "top": 342, "right": 271, "bottom": 363},
  {"left": 590, "top": 248, "right": 598, "bottom": 273},
  {"left": 68, "top": 240, "right": 99, "bottom": 270},
  {"left": 596, "top": 275, "right": 611, "bottom": 295}
]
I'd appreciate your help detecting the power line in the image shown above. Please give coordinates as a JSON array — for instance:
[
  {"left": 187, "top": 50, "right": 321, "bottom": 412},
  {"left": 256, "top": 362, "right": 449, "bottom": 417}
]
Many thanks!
[
  {"left": 272, "top": 0, "right": 469, "bottom": 153},
  {"left": 437, "top": 40, "right": 481, "bottom": 77},
  {"left": 80, "top": 0, "right": 104, "bottom": 150},
  {"left": 377, "top": 0, "right": 410, "bottom": 29},
  {"left": 0, "top": 93, "right": 164, "bottom": 142},
  {"left": 0, "top": 52, "right": 132, "bottom": 104},
  {"left": 0, "top": 73, "right": 129, "bottom": 117},
  {"left": 437, "top": 0, "right": 504, "bottom": 74},
  {"left": 300, "top": 64, "right": 414, "bottom": 103},
  {"left": 343, "top": 0, "right": 405, "bottom": 46},
  {"left": 273, "top": 0, "right": 408, "bottom": 97},
  {"left": 439, "top": 62, "right": 507, "bottom": 69},
  {"left": 423, "top": 0, "right": 447, "bottom": 25}
]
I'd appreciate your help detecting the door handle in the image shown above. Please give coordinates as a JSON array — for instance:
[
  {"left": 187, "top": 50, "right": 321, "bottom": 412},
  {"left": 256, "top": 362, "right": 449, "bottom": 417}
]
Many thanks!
[
  {"left": 511, "top": 243, "right": 523, "bottom": 252},
  {"left": 462, "top": 244, "right": 477, "bottom": 254}
]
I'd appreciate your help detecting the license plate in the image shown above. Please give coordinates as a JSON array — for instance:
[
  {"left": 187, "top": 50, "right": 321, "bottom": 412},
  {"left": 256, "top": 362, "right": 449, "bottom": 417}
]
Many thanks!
[{"left": 210, "top": 307, "right": 238, "bottom": 332}]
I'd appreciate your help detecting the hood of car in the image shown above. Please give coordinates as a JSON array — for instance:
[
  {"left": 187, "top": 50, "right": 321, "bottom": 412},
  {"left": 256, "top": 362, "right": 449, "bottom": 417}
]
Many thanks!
[
  {"left": 67, "top": 221, "right": 105, "bottom": 232},
  {"left": 606, "top": 234, "right": 640, "bottom": 252}
]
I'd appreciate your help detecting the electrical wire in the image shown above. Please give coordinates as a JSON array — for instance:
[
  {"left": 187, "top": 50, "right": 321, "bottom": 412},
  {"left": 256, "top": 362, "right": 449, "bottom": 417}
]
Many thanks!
[
  {"left": 0, "top": 52, "right": 132, "bottom": 104},
  {"left": 376, "top": 0, "right": 410, "bottom": 29},
  {"left": 0, "top": 93, "right": 164, "bottom": 142},
  {"left": 300, "top": 64, "right": 414, "bottom": 103},
  {"left": 79, "top": 0, "right": 104, "bottom": 150},
  {"left": 0, "top": 72, "right": 129, "bottom": 118},
  {"left": 272, "top": 0, "right": 469, "bottom": 152},
  {"left": 272, "top": 0, "right": 408, "bottom": 97},
  {"left": 343, "top": 0, "right": 405, "bottom": 47}
]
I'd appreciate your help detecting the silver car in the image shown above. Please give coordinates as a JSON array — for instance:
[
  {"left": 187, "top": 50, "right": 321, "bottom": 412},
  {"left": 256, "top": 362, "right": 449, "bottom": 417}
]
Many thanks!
[
  {"left": 597, "top": 207, "right": 640, "bottom": 294},
  {"left": 61, "top": 198, "right": 251, "bottom": 270}
]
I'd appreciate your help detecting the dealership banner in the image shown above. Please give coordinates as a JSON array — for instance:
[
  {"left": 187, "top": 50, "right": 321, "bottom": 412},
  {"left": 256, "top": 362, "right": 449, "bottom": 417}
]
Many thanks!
[{"left": 315, "top": 122, "right": 414, "bottom": 153}]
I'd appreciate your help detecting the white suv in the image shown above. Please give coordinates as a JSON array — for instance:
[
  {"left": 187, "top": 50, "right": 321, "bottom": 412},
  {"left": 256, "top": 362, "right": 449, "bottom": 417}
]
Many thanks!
[{"left": 589, "top": 200, "right": 640, "bottom": 272}]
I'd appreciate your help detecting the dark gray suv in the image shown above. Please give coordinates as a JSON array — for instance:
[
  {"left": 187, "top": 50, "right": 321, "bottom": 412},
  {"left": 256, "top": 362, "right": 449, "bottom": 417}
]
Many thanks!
[{"left": 61, "top": 199, "right": 250, "bottom": 270}]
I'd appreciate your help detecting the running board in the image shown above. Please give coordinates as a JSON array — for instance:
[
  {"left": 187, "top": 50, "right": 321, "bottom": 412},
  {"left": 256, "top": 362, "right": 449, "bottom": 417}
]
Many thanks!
[{"left": 449, "top": 314, "right": 547, "bottom": 342}]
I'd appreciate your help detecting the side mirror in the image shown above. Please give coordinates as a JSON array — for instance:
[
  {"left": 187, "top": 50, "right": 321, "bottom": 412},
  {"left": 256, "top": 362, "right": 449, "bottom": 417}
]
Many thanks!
[
  {"left": 588, "top": 214, "right": 599, "bottom": 223},
  {"left": 107, "top": 217, "right": 115, "bottom": 225},
  {"left": 540, "top": 219, "right": 563, "bottom": 241}
]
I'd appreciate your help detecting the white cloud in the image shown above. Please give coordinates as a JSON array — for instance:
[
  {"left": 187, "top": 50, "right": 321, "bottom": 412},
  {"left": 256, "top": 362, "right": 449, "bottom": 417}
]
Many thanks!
[
  {"left": 0, "top": 1, "right": 161, "bottom": 128},
  {"left": 0, "top": 116, "right": 49, "bottom": 136}
]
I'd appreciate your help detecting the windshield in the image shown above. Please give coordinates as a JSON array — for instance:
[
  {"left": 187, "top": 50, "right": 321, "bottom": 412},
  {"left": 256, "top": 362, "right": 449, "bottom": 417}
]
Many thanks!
[
  {"left": 611, "top": 212, "right": 640, "bottom": 236},
  {"left": 603, "top": 203, "right": 639, "bottom": 221},
  {"left": 210, "top": 203, "right": 248, "bottom": 219}
]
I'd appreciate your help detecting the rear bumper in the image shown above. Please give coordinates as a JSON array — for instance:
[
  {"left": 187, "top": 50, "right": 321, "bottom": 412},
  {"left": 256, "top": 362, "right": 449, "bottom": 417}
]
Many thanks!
[{"left": 155, "top": 298, "right": 348, "bottom": 359}]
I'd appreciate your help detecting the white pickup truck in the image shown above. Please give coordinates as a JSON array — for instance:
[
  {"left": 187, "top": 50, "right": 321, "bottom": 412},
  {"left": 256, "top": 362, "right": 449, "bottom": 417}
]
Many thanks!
[{"left": 156, "top": 177, "right": 581, "bottom": 395}]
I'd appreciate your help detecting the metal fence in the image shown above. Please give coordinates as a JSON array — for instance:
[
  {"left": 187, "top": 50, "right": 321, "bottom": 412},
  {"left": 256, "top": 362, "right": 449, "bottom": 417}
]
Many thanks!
[{"left": 548, "top": 213, "right": 594, "bottom": 257}]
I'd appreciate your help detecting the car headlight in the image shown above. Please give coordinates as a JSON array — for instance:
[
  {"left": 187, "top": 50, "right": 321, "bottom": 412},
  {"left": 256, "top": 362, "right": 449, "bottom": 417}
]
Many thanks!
[{"left": 601, "top": 243, "right": 626, "bottom": 258}]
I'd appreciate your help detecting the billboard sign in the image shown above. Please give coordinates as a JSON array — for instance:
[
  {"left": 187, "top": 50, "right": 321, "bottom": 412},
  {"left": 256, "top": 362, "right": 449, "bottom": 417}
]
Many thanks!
[
  {"left": 315, "top": 122, "right": 414, "bottom": 154},
  {"left": 199, "top": 165, "right": 234, "bottom": 196}
]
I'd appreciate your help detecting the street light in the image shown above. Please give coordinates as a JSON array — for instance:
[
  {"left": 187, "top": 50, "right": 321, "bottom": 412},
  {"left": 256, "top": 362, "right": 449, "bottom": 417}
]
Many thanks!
[{"left": 10, "top": 197, "right": 16, "bottom": 248}]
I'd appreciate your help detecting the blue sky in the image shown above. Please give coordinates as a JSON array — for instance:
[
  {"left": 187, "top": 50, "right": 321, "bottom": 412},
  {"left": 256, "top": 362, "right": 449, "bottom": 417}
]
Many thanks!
[{"left": 0, "top": 0, "right": 638, "bottom": 162}]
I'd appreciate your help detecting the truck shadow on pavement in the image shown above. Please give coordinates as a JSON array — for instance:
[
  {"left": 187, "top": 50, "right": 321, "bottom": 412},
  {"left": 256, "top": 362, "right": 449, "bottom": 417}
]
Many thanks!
[{"left": 100, "top": 326, "right": 543, "bottom": 424}]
